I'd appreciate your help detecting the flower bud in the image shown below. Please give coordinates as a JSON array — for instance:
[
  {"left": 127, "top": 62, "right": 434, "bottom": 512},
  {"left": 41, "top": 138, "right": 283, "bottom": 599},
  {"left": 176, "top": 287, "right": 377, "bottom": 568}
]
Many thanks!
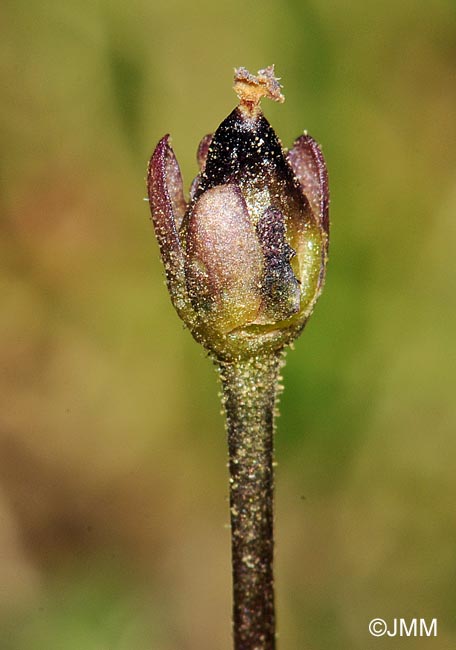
[{"left": 147, "top": 66, "right": 329, "bottom": 360}]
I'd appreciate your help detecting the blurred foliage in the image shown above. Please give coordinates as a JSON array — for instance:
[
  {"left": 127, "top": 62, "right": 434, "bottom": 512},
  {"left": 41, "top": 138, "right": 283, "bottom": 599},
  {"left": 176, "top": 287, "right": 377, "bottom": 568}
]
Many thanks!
[{"left": 1, "top": 0, "right": 456, "bottom": 648}]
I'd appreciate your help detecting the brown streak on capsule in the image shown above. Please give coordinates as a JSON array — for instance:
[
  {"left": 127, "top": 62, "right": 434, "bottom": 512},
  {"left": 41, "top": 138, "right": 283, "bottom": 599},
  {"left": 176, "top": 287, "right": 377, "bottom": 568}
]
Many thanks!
[{"left": 255, "top": 206, "right": 301, "bottom": 323}]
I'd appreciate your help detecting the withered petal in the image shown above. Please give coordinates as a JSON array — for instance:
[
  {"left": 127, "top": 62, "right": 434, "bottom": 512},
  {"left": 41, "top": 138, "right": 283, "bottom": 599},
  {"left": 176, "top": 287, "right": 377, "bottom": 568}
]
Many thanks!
[
  {"left": 147, "top": 135, "right": 187, "bottom": 308},
  {"left": 185, "top": 183, "right": 263, "bottom": 333},
  {"left": 288, "top": 134, "right": 329, "bottom": 237}
]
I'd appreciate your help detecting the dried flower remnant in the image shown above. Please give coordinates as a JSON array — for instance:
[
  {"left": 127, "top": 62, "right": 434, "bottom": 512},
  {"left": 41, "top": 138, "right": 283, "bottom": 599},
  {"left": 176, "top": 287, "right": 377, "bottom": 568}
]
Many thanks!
[
  {"left": 146, "top": 67, "right": 329, "bottom": 650},
  {"left": 147, "top": 65, "right": 329, "bottom": 361}
]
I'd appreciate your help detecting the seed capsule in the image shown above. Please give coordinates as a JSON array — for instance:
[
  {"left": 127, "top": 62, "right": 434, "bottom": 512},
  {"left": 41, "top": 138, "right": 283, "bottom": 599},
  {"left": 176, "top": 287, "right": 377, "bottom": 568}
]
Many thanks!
[{"left": 147, "top": 66, "right": 329, "bottom": 360}]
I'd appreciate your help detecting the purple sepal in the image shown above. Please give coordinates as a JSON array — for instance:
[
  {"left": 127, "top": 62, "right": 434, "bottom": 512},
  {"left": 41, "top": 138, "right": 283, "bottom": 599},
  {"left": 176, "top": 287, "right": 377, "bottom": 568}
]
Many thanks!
[{"left": 288, "top": 134, "right": 329, "bottom": 238}]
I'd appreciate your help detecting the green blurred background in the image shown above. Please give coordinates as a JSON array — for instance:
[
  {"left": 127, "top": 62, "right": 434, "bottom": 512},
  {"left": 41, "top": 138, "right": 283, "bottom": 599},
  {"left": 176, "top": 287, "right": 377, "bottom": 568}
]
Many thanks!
[{"left": 1, "top": 0, "right": 456, "bottom": 648}]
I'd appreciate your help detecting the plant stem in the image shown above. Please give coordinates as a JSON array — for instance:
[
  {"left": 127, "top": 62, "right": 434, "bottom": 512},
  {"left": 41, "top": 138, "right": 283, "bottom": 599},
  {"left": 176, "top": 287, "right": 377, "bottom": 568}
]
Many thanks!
[{"left": 218, "top": 352, "right": 283, "bottom": 650}]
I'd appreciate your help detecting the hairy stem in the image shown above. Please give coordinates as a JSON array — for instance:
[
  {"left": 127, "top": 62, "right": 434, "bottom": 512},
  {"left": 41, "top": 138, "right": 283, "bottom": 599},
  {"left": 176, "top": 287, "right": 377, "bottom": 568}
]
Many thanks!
[{"left": 218, "top": 352, "right": 283, "bottom": 650}]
